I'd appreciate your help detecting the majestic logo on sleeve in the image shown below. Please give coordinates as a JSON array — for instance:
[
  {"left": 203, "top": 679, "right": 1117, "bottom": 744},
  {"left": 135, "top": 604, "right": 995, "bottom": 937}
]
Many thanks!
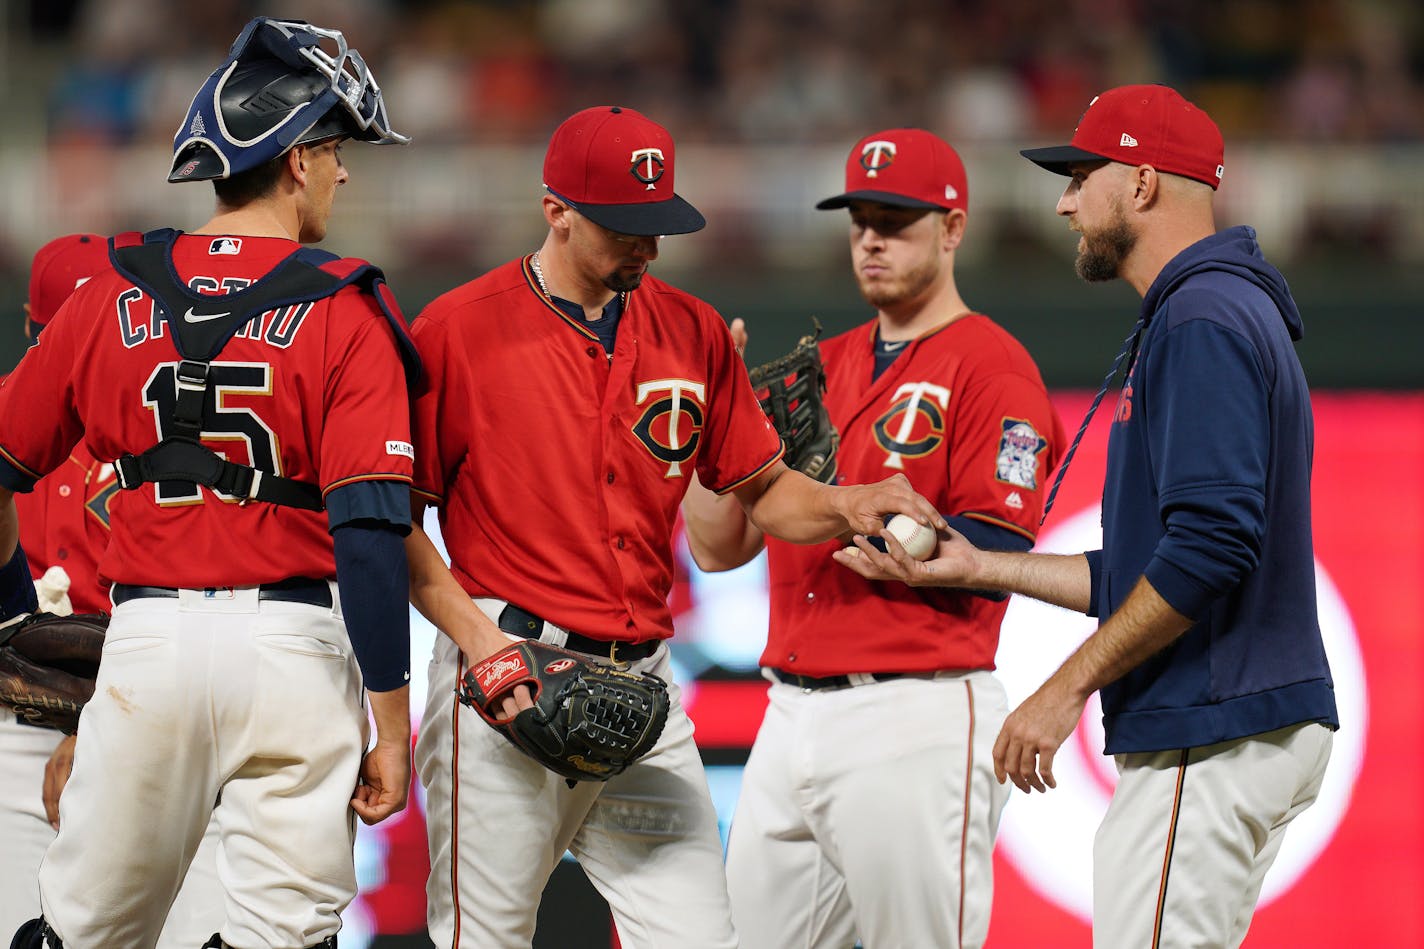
[
  {"left": 874, "top": 382, "right": 950, "bottom": 470},
  {"left": 630, "top": 148, "right": 665, "bottom": 190},
  {"left": 996, "top": 418, "right": 1047, "bottom": 489},
  {"left": 632, "top": 379, "right": 706, "bottom": 477},
  {"left": 860, "top": 140, "right": 897, "bottom": 178}
]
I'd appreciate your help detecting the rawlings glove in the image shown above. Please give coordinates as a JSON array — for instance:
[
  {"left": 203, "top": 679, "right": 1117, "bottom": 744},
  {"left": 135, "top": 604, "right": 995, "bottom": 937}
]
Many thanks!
[
  {"left": 458, "top": 640, "right": 670, "bottom": 784},
  {"left": 747, "top": 321, "right": 840, "bottom": 483},
  {"left": 0, "top": 612, "right": 108, "bottom": 733}
]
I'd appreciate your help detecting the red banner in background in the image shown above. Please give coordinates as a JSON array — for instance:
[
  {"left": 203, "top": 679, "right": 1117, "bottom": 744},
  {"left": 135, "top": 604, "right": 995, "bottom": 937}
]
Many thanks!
[{"left": 354, "top": 392, "right": 1424, "bottom": 948}]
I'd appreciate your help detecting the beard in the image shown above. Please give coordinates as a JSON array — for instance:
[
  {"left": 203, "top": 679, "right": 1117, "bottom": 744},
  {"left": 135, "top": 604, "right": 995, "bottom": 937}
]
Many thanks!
[
  {"left": 602, "top": 267, "right": 646, "bottom": 293},
  {"left": 856, "top": 255, "right": 939, "bottom": 309},
  {"left": 1075, "top": 201, "right": 1136, "bottom": 283}
]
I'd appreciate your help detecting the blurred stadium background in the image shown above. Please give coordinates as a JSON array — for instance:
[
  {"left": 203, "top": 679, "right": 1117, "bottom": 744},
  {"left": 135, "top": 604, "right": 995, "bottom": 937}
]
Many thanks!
[{"left": 1, "top": 1, "right": 1420, "bottom": 947}]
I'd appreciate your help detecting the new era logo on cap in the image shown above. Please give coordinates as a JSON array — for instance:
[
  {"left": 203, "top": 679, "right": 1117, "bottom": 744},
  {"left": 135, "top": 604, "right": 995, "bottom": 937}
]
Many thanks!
[
  {"left": 1021, "top": 84, "right": 1225, "bottom": 190},
  {"left": 541, "top": 106, "right": 705, "bottom": 236},
  {"left": 818, "top": 128, "right": 969, "bottom": 213}
]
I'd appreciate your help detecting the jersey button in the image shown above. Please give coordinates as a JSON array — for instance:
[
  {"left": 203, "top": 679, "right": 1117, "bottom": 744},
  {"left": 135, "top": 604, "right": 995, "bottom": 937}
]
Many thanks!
[
  {"left": 607, "top": 471, "right": 615, "bottom": 484},
  {"left": 586, "top": 346, "right": 599, "bottom": 358},
  {"left": 58, "top": 485, "right": 72, "bottom": 498},
  {"left": 806, "top": 592, "right": 815, "bottom": 602},
  {"left": 788, "top": 653, "right": 797, "bottom": 662},
  {"left": 616, "top": 537, "right": 625, "bottom": 550},
  {"left": 57, "top": 548, "right": 69, "bottom": 560}
]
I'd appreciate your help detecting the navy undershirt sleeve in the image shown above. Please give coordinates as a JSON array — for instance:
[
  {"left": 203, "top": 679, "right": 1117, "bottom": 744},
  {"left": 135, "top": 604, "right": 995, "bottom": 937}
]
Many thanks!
[
  {"left": 1, "top": 544, "right": 39, "bottom": 622},
  {"left": 332, "top": 522, "right": 410, "bottom": 692}
]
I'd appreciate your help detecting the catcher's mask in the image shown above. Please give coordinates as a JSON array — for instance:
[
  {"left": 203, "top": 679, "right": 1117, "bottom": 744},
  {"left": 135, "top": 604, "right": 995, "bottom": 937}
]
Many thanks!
[{"left": 169, "top": 17, "right": 408, "bottom": 183}]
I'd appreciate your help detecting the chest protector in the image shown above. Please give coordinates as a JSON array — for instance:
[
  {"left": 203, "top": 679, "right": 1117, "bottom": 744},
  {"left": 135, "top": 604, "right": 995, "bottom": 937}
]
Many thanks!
[{"left": 106, "top": 228, "right": 420, "bottom": 512}]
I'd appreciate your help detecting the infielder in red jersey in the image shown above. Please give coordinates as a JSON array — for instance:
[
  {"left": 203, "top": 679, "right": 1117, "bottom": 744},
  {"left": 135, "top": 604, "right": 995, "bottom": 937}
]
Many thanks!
[
  {"left": 0, "top": 233, "right": 225, "bottom": 949},
  {"left": 405, "top": 106, "right": 945, "bottom": 949},
  {"left": 683, "top": 129, "right": 1063, "bottom": 949},
  {"left": 0, "top": 18, "right": 415, "bottom": 949}
]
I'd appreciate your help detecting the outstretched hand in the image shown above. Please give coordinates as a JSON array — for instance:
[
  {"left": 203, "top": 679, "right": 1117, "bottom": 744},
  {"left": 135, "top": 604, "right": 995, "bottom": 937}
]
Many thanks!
[{"left": 832, "top": 521, "right": 982, "bottom": 588}]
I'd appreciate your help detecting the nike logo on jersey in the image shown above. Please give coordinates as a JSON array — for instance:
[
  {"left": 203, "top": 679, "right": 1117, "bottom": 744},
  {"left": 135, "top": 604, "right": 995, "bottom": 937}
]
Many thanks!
[
  {"left": 881, "top": 340, "right": 909, "bottom": 351},
  {"left": 183, "top": 306, "right": 231, "bottom": 323}
]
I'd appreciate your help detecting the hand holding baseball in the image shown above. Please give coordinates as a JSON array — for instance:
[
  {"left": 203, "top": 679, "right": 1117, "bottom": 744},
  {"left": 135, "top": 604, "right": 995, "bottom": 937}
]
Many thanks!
[{"left": 835, "top": 522, "right": 985, "bottom": 589}]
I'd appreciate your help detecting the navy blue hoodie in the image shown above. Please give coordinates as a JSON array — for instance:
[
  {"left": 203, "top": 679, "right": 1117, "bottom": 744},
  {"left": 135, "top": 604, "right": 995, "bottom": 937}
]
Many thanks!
[{"left": 1086, "top": 226, "right": 1339, "bottom": 754}]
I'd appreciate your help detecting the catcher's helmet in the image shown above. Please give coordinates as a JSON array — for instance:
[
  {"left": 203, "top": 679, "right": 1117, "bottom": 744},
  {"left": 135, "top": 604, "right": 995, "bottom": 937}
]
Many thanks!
[{"left": 169, "top": 17, "right": 408, "bottom": 183}]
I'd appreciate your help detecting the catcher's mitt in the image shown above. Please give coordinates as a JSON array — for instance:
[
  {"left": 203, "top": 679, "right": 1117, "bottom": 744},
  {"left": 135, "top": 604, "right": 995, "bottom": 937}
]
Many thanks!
[
  {"left": 0, "top": 612, "right": 108, "bottom": 733},
  {"left": 458, "top": 640, "right": 670, "bottom": 784},
  {"left": 747, "top": 321, "right": 840, "bottom": 483}
]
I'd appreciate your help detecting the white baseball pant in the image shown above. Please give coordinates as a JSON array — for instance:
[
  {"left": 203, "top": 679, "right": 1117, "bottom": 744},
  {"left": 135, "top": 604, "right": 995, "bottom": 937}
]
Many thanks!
[
  {"left": 416, "top": 602, "right": 737, "bottom": 949},
  {"left": 37, "top": 586, "right": 367, "bottom": 949},
  {"left": 1, "top": 705, "right": 225, "bottom": 948},
  {"left": 1093, "top": 720, "right": 1334, "bottom": 948},
  {"left": 725, "top": 670, "right": 1010, "bottom": 949}
]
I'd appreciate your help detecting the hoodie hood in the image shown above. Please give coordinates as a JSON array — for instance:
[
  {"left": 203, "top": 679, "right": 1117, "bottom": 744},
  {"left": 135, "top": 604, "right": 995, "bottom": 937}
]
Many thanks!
[{"left": 1143, "top": 225, "right": 1303, "bottom": 341}]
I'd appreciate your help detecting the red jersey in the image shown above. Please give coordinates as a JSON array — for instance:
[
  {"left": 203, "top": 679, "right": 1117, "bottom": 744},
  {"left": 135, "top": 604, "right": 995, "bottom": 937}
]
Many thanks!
[
  {"left": 0, "top": 234, "right": 413, "bottom": 588},
  {"left": 412, "top": 256, "right": 782, "bottom": 644},
  {"left": 14, "top": 448, "right": 117, "bottom": 613},
  {"left": 763, "top": 315, "right": 1064, "bottom": 676}
]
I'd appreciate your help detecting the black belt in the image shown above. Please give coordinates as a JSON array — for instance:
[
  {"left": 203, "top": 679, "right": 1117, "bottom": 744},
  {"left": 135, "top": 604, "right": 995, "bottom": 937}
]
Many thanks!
[
  {"left": 498, "top": 603, "right": 660, "bottom": 663},
  {"left": 112, "top": 577, "right": 333, "bottom": 609},
  {"left": 770, "top": 668, "right": 913, "bottom": 691}
]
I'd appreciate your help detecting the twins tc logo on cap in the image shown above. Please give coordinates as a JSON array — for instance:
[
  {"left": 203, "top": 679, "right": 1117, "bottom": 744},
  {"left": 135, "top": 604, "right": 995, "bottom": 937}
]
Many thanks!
[
  {"left": 860, "top": 140, "right": 897, "bottom": 178},
  {"left": 817, "top": 128, "right": 969, "bottom": 212},
  {"left": 630, "top": 148, "right": 664, "bottom": 189}
]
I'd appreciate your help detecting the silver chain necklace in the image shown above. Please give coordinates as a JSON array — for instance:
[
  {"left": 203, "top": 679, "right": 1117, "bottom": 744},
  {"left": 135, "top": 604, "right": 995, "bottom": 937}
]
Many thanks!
[{"left": 530, "top": 252, "right": 550, "bottom": 296}]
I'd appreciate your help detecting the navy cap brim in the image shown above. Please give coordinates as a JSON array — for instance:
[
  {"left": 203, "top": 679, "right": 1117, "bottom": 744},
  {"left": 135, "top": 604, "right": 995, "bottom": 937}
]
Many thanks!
[
  {"left": 1020, "top": 144, "right": 1109, "bottom": 176},
  {"left": 815, "top": 189, "right": 945, "bottom": 211},
  {"left": 569, "top": 193, "right": 706, "bottom": 237}
]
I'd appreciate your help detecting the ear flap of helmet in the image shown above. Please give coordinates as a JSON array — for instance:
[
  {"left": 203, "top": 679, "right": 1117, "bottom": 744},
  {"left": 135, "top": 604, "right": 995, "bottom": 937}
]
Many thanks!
[{"left": 169, "top": 17, "right": 407, "bottom": 184}]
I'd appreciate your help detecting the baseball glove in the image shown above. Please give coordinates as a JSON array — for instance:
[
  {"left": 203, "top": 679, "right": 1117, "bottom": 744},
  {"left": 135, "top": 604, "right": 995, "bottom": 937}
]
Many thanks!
[
  {"left": 747, "top": 321, "right": 839, "bottom": 483},
  {"left": 458, "top": 640, "right": 670, "bottom": 784},
  {"left": 0, "top": 612, "right": 109, "bottom": 733}
]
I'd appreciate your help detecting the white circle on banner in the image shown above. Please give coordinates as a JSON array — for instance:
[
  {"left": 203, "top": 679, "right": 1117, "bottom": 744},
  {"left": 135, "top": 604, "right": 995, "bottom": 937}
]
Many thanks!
[{"left": 994, "top": 504, "right": 1366, "bottom": 921}]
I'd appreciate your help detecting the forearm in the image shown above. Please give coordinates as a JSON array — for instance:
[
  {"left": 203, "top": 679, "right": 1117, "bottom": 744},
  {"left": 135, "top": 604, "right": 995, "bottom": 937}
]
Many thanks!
[
  {"left": 1048, "top": 575, "right": 1194, "bottom": 700},
  {"left": 740, "top": 467, "right": 844, "bottom": 544},
  {"left": 967, "top": 550, "right": 1094, "bottom": 613},
  {"left": 405, "top": 514, "right": 509, "bottom": 660},
  {"left": 366, "top": 685, "right": 411, "bottom": 744},
  {"left": 682, "top": 474, "right": 765, "bottom": 571}
]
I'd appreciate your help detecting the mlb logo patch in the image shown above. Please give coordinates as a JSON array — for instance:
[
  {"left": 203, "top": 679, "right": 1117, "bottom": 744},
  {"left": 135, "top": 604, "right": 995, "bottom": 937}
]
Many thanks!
[
  {"left": 996, "top": 418, "right": 1047, "bottom": 490},
  {"left": 209, "top": 237, "right": 242, "bottom": 255}
]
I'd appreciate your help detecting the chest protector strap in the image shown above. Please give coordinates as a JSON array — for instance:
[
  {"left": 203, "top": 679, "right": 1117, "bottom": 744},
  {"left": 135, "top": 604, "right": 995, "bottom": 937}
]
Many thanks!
[{"left": 106, "top": 229, "right": 418, "bottom": 512}]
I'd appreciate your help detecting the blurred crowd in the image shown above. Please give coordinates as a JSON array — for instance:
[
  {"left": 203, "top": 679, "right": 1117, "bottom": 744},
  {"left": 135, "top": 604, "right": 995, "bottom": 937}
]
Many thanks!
[
  {"left": 1, "top": 0, "right": 1421, "bottom": 301},
  {"left": 17, "top": 0, "right": 1423, "bottom": 149}
]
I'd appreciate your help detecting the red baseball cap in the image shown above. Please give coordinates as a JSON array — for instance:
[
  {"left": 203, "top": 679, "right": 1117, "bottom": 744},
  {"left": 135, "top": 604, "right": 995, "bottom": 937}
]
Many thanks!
[
  {"left": 28, "top": 233, "right": 110, "bottom": 326},
  {"left": 542, "top": 106, "right": 705, "bottom": 237},
  {"left": 817, "top": 128, "right": 968, "bottom": 212},
  {"left": 1021, "top": 84, "right": 1224, "bottom": 189}
]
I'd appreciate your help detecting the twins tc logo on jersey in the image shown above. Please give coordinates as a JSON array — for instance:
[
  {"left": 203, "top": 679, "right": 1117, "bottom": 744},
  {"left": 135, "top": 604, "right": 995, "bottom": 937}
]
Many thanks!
[
  {"left": 873, "top": 382, "right": 950, "bottom": 470},
  {"left": 861, "top": 140, "right": 896, "bottom": 178},
  {"left": 996, "top": 418, "right": 1047, "bottom": 489},
  {"left": 632, "top": 379, "right": 706, "bottom": 477},
  {"left": 630, "top": 148, "right": 664, "bottom": 190}
]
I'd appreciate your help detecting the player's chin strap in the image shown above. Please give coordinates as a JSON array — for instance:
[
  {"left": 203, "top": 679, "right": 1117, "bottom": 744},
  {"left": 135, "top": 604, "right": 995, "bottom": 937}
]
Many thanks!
[{"left": 107, "top": 229, "right": 421, "bottom": 512}]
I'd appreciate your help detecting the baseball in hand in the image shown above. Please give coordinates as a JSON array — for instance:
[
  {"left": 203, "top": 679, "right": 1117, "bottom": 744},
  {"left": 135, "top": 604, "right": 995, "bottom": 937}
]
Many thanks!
[{"left": 884, "top": 514, "right": 936, "bottom": 560}]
